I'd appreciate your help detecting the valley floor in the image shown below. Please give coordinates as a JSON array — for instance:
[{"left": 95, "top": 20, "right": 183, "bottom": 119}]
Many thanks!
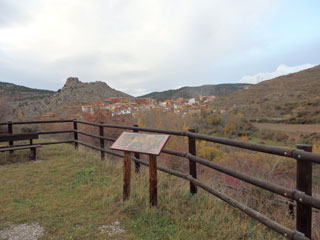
[{"left": 0, "top": 143, "right": 286, "bottom": 239}]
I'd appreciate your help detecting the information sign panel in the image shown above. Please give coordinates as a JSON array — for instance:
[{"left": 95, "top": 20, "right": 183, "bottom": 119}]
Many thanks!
[{"left": 110, "top": 132, "right": 170, "bottom": 156}]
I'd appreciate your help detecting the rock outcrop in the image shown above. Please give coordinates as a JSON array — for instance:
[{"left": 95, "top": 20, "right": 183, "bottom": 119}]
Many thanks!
[{"left": 48, "top": 77, "right": 131, "bottom": 107}]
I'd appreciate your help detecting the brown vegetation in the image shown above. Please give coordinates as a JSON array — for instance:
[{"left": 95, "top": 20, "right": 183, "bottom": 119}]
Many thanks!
[
  {"left": 0, "top": 97, "right": 10, "bottom": 121},
  {"left": 210, "top": 65, "right": 320, "bottom": 121}
]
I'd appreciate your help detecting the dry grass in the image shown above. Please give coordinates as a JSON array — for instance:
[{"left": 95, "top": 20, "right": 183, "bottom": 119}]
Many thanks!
[
  {"left": 0, "top": 143, "right": 292, "bottom": 239},
  {"left": 254, "top": 123, "right": 320, "bottom": 134}
]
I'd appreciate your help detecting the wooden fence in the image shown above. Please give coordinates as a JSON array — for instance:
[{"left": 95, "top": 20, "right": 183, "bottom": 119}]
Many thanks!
[{"left": 1, "top": 119, "right": 320, "bottom": 240}]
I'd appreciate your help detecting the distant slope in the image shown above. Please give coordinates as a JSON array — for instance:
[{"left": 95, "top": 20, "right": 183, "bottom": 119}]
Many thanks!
[
  {"left": 0, "top": 81, "right": 55, "bottom": 119},
  {"left": 210, "top": 65, "right": 320, "bottom": 121},
  {"left": 139, "top": 83, "right": 251, "bottom": 101},
  {"left": 0, "top": 81, "right": 54, "bottom": 102}
]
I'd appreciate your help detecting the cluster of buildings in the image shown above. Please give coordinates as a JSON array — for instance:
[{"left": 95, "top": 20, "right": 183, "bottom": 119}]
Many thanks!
[{"left": 81, "top": 96, "right": 217, "bottom": 117}]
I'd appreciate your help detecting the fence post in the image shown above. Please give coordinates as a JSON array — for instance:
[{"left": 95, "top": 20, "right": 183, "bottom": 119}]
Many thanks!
[
  {"left": 8, "top": 121, "right": 14, "bottom": 154},
  {"left": 149, "top": 154, "right": 157, "bottom": 206},
  {"left": 188, "top": 128, "right": 197, "bottom": 195},
  {"left": 123, "top": 151, "right": 131, "bottom": 201},
  {"left": 99, "top": 122, "right": 105, "bottom": 160},
  {"left": 133, "top": 124, "right": 140, "bottom": 173},
  {"left": 296, "top": 144, "right": 312, "bottom": 239},
  {"left": 73, "top": 119, "right": 78, "bottom": 150}
]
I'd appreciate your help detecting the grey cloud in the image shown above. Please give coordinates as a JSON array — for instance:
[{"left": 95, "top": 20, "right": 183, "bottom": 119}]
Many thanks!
[
  {"left": 0, "top": 0, "right": 319, "bottom": 97},
  {"left": 0, "top": 0, "right": 33, "bottom": 27}
]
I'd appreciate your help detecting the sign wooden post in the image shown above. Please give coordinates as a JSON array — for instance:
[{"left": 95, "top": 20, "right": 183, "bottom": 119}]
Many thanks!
[
  {"left": 111, "top": 132, "right": 170, "bottom": 206},
  {"left": 123, "top": 151, "right": 131, "bottom": 201},
  {"left": 149, "top": 155, "right": 157, "bottom": 206}
]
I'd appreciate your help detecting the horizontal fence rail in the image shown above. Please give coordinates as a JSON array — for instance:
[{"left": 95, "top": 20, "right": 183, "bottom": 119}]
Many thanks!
[
  {"left": 163, "top": 149, "right": 320, "bottom": 210},
  {"left": 0, "top": 120, "right": 75, "bottom": 146},
  {"left": 1, "top": 119, "right": 320, "bottom": 239},
  {"left": 37, "top": 130, "right": 74, "bottom": 135},
  {"left": 74, "top": 130, "right": 116, "bottom": 142},
  {"left": 0, "top": 120, "right": 74, "bottom": 126},
  {"left": 75, "top": 120, "right": 320, "bottom": 165}
]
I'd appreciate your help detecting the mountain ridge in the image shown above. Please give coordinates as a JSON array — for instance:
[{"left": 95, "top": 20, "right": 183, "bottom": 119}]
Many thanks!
[
  {"left": 138, "top": 83, "right": 251, "bottom": 101},
  {"left": 0, "top": 81, "right": 54, "bottom": 102}
]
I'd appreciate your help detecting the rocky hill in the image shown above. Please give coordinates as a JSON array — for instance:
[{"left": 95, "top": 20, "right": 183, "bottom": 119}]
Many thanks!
[
  {"left": 48, "top": 77, "right": 131, "bottom": 107},
  {"left": 43, "top": 77, "right": 132, "bottom": 116},
  {"left": 139, "top": 83, "right": 251, "bottom": 101},
  {"left": 2, "top": 77, "right": 131, "bottom": 118},
  {"left": 210, "top": 65, "right": 320, "bottom": 122}
]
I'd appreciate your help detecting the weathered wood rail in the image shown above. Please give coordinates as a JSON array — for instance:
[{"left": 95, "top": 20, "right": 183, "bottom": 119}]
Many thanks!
[
  {"left": 1, "top": 119, "right": 320, "bottom": 240},
  {"left": 0, "top": 132, "right": 41, "bottom": 160}
]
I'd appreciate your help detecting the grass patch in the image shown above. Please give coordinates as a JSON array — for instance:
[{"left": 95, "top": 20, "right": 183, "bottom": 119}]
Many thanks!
[{"left": 0, "top": 143, "right": 285, "bottom": 239}]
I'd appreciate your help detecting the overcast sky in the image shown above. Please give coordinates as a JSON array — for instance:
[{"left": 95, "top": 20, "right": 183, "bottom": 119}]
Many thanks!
[{"left": 0, "top": 0, "right": 319, "bottom": 96}]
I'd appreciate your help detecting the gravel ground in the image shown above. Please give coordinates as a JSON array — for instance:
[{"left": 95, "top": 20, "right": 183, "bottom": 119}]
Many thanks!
[
  {"left": 0, "top": 223, "right": 44, "bottom": 240},
  {"left": 99, "top": 221, "right": 126, "bottom": 237}
]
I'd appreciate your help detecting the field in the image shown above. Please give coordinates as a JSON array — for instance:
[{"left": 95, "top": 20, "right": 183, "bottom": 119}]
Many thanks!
[
  {"left": 254, "top": 123, "right": 320, "bottom": 134},
  {"left": 0, "top": 143, "right": 287, "bottom": 239}
]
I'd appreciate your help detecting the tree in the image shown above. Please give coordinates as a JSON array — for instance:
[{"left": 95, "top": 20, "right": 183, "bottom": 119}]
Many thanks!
[
  {"left": 223, "top": 113, "right": 247, "bottom": 136},
  {"left": 18, "top": 108, "right": 24, "bottom": 120}
]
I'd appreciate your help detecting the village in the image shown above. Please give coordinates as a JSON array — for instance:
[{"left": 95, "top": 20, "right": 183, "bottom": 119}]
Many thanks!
[{"left": 80, "top": 96, "right": 218, "bottom": 118}]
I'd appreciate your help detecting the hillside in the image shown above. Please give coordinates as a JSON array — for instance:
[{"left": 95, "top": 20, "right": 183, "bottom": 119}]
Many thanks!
[
  {"left": 0, "top": 81, "right": 54, "bottom": 102},
  {"left": 139, "top": 83, "right": 251, "bottom": 101},
  {"left": 211, "top": 65, "right": 320, "bottom": 122},
  {"left": 2, "top": 77, "right": 132, "bottom": 118},
  {"left": 0, "top": 82, "right": 55, "bottom": 120}
]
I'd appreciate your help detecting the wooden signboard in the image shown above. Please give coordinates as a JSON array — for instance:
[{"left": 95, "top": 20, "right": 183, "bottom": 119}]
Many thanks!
[
  {"left": 111, "top": 132, "right": 170, "bottom": 206},
  {"left": 110, "top": 132, "right": 170, "bottom": 156}
]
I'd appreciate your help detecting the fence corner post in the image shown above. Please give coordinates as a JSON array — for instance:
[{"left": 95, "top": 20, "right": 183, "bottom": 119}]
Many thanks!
[
  {"left": 133, "top": 124, "right": 140, "bottom": 173},
  {"left": 73, "top": 119, "right": 78, "bottom": 150},
  {"left": 296, "top": 144, "right": 312, "bottom": 239},
  {"left": 188, "top": 128, "right": 197, "bottom": 195},
  {"left": 8, "top": 121, "right": 14, "bottom": 154},
  {"left": 99, "top": 122, "right": 105, "bottom": 160}
]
